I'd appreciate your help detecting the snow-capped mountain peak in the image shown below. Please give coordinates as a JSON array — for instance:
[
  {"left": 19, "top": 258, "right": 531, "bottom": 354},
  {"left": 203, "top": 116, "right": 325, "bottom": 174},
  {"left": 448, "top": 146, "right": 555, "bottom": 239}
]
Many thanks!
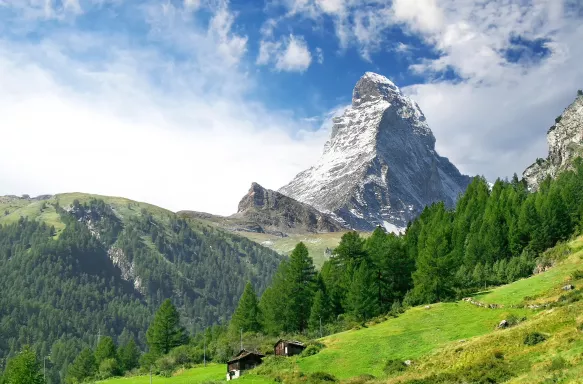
[{"left": 279, "top": 72, "right": 470, "bottom": 231}]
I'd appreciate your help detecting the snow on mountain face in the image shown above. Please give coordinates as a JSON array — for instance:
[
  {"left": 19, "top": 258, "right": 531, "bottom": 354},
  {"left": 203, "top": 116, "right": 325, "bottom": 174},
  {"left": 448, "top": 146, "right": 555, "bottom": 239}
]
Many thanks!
[
  {"left": 523, "top": 94, "right": 583, "bottom": 190},
  {"left": 279, "top": 72, "right": 471, "bottom": 231}
]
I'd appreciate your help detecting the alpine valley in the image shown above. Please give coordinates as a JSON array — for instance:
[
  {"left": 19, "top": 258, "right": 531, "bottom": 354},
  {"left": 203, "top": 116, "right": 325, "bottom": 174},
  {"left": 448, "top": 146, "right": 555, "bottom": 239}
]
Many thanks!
[{"left": 2, "top": 74, "right": 583, "bottom": 384}]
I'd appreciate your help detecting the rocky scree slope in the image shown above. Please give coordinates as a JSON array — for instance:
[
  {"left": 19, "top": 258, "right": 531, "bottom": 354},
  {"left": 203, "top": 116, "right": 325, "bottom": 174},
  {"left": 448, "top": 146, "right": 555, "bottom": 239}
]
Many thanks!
[
  {"left": 179, "top": 182, "right": 346, "bottom": 236},
  {"left": 523, "top": 93, "right": 583, "bottom": 190},
  {"left": 279, "top": 72, "right": 471, "bottom": 231}
]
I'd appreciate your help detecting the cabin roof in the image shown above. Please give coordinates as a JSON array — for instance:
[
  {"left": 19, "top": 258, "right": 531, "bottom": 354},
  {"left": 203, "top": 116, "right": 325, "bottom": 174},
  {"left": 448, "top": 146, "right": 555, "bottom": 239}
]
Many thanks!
[
  {"left": 227, "top": 350, "right": 265, "bottom": 364},
  {"left": 274, "top": 339, "right": 306, "bottom": 348}
]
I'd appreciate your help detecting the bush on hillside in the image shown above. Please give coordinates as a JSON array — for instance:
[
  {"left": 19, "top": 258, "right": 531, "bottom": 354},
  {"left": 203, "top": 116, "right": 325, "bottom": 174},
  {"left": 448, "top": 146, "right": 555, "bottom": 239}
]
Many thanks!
[
  {"left": 97, "top": 358, "right": 121, "bottom": 380},
  {"left": 578, "top": 90, "right": 583, "bottom": 96},
  {"left": 301, "top": 342, "right": 325, "bottom": 357},
  {"left": 547, "top": 356, "right": 568, "bottom": 371},
  {"left": 384, "top": 359, "right": 407, "bottom": 375},
  {"left": 571, "top": 270, "right": 583, "bottom": 280},
  {"left": 155, "top": 355, "right": 176, "bottom": 377},
  {"left": 524, "top": 332, "right": 547, "bottom": 346},
  {"left": 343, "top": 374, "right": 376, "bottom": 384},
  {"left": 308, "top": 371, "right": 338, "bottom": 383},
  {"left": 401, "top": 357, "right": 514, "bottom": 384}
]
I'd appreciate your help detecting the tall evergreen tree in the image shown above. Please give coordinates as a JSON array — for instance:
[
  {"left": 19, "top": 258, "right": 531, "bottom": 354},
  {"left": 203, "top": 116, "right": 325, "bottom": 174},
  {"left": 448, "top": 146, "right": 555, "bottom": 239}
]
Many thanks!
[
  {"left": 346, "top": 261, "right": 378, "bottom": 321},
  {"left": 285, "top": 242, "right": 317, "bottom": 332},
  {"left": 4, "top": 346, "right": 43, "bottom": 384},
  {"left": 65, "top": 348, "right": 96, "bottom": 384},
  {"left": 308, "top": 289, "right": 330, "bottom": 333},
  {"left": 411, "top": 204, "right": 456, "bottom": 303},
  {"left": 94, "top": 336, "right": 117, "bottom": 366},
  {"left": 230, "top": 282, "right": 262, "bottom": 333},
  {"left": 146, "top": 299, "right": 187, "bottom": 355},
  {"left": 118, "top": 338, "right": 140, "bottom": 372}
]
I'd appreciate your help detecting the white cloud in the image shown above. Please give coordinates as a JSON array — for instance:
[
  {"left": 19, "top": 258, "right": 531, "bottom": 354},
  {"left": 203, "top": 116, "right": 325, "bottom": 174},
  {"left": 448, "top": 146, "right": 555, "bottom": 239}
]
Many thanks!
[
  {"left": 257, "top": 34, "right": 313, "bottom": 72},
  {"left": 184, "top": 0, "right": 201, "bottom": 10},
  {"left": 0, "top": 2, "right": 327, "bottom": 215},
  {"left": 398, "top": 1, "right": 583, "bottom": 179},
  {"left": 315, "top": 47, "right": 323, "bottom": 64}
]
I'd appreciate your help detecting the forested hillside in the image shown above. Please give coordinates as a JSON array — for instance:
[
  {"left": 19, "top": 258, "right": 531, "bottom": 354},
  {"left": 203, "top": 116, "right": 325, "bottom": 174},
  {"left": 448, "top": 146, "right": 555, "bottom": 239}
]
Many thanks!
[
  {"left": 0, "top": 194, "right": 282, "bottom": 383},
  {"left": 238, "top": 159, "right": 583, "bottom": 337}
]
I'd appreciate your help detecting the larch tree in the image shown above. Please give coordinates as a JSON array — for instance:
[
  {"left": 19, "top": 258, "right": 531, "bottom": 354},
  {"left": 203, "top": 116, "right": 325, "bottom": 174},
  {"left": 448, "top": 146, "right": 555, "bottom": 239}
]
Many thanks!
[
  {"left": 146, "top": 299, "right": 187, "bottom": 355},
  {"left": 230, "top": 282, "right": 262, "bottom": 333}
]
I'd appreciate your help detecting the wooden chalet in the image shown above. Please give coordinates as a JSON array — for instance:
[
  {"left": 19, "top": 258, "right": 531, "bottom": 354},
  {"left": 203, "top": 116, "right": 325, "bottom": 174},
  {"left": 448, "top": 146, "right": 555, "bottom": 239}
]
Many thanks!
[
  {"left": 226, "top": 350, "right": 265, "bottom": 381},
  {"left": 274, "top": 339, "right": 306, "bottom": 357}
]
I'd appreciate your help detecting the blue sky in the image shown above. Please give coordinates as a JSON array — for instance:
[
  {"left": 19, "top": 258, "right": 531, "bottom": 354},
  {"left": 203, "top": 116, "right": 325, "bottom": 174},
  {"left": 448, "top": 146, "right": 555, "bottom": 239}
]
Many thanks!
[{"left": 1, "top": 0, "right": 582, "bottom": 214}]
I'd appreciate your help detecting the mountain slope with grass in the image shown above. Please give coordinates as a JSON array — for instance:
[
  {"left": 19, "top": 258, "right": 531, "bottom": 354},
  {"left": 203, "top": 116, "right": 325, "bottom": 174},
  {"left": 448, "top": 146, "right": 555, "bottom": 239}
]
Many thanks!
[
  {"left": 0, "top": 193, "right": 282, "bottom": 382},
  {"left": 100, "top": 235, "right": 583, "bottom": 384}
]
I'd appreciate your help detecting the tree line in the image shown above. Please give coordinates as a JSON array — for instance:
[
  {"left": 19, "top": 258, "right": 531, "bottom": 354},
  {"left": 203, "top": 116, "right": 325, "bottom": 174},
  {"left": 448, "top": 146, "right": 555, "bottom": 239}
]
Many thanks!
[{"left": 229, "top": 159, "right": 583, "bottom": 335}]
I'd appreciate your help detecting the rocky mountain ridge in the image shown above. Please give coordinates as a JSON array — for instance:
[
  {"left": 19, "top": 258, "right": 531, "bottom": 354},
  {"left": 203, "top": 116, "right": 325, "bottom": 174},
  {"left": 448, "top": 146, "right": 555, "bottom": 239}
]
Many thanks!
[
  {"left": 179, "top": 182, "right": 346, "bottom": 236},
  {"left": 523, "top": 93, "right": 583, "bottom": 189},
  {"left": 279, "top": 72, "right": 471, "bottom": 231}
]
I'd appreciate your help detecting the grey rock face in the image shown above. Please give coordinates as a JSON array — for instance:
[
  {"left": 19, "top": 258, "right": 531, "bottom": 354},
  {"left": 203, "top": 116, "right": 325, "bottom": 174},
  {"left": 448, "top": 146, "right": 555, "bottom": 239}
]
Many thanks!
[
  {"left": 523, "top": 95, "right": 583, "bottom": 190},
  {"left": 234, "top": 182, "right": 346, "bottom": 234},
  {"left": 279, "top": 72, "right": 470, "bottom": 231}
]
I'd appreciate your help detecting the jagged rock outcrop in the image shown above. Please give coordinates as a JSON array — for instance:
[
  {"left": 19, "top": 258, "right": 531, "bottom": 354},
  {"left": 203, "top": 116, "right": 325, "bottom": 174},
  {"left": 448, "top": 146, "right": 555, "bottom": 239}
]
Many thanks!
[
  {"left": 523, "top": 94, "right": 583, "bottom": 190},
  {"left": 181, "top": 183, "right": 346, "bottom": 235},
  {"left": 279, "top": 72, "right": 471, "bottom": 231},
  {"left": 233, "top": 182, "right": 345, "bottom": 234}
]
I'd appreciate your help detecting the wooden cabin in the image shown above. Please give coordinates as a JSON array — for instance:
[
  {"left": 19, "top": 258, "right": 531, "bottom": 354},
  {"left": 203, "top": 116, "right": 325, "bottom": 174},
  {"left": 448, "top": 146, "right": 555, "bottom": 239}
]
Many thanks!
[
  {"left": 274, "top": 339, "right": 306, "bottom": 357},
  {"left": 226, "top": 350, "right": 265, "bottom": 381}
]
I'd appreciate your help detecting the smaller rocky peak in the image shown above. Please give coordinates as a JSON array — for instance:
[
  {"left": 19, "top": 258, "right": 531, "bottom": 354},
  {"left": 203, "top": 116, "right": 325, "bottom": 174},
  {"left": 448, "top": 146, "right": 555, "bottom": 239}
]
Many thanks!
[
  {"left": 523, "top": 92, "right": 583, "bottom": 190},
  {"left": 352, "top": 72, "right": 401, "bottom": 107},
  {"left": 237, "top": 182, "right": 270, "bottom": 213}
]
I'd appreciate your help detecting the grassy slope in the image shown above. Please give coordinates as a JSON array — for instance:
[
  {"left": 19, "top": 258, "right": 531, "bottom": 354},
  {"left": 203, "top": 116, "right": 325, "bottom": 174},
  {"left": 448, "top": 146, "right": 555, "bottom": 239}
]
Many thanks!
[
  {"left": 99, "top": 364, "right": 272, "bottom": 384},
  {"left": 298, "top": 304, "right": 529, "bottom": 379},
  {"left": 240, "top": 231, "right": 351, "bottom": 268},
  {"left": 102, "top": 236, "right": 583, "bottom": 384}
]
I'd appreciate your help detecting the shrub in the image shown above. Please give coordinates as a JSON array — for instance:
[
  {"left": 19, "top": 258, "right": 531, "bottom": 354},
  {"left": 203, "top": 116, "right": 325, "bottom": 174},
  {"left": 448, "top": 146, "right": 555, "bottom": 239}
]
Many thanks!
[
  {"left": 384, "top": 359, "right": 407, "bottom": 375},
  {"left": 343, "top": 374, "right": 376, "bottom": 384},
  {"left": 578, "top": 90, "right": 583, "bottom": 96},
  {"left": 308, "top": 372, "right": 338, "bottom": 383},
  {"left": 98, "top": 358, "right": 121, "bottom": 379},
  {"left": 301, "top": 344, "right": 323, "bottom": 357},
  {"left": 548, "top": 356, "right": 567, "bottom": 371},
  {"left": 155, "top": 355, "right": 176, "bottom": 377},
  {"left": 571, "top": 270, "right": 583, "bottom": 280},
  {"left": 493, "top": 350, "right": 504, "bottom": 360},
  {"left": 524, "top": 332, "right": 547, "bottom": 346},
  {"left": 555, "top": 115, "right": 562, "bottom": 124}
]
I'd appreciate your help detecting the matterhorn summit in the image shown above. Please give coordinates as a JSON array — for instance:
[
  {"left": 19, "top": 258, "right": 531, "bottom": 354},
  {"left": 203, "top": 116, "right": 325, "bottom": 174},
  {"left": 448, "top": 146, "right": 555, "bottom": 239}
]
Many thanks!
[{"left": 279, "top": 72, "right": 471, "bottom": 231}]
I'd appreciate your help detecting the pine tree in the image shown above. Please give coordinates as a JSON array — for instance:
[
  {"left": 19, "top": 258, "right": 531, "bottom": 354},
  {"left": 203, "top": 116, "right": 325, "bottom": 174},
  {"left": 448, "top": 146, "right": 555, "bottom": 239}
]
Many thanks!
[
  {"left": 412, "top": 205, "right": 455, "bottom": 303},
  {"left": 66, "top": 348, "right": 96, "bottom": 384},
  {"left": 146, "top": 299, "right": 187, "bottom": 355},
  {"left": 346, "top": 261, "right": 378, "bottom": 321},
  {"left": 230, "top": 282, "right": 262, "bottom": 333},
  {"left": 308, "top": 289, "right": 330, "bottom": 332},
  {"left": 286, "top": 242, "right": 316, "bottom": 332},
  {"left": 4, "top": 346, "right": 43, "bottom": 384},
  {"left": 94, "top": 336, "right": 117, "bottom": 365},
  {"left": 118, "top": 338, "right": 140, "bottom": 372}
]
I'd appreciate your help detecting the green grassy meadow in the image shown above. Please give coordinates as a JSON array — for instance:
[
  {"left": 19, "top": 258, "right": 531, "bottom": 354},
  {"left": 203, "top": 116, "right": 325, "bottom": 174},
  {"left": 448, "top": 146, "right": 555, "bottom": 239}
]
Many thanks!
[
  {"left": 99, "top": 364, "right": 273, "bottom": 384},
  {"left": 101, "top": 235, "right": 583, "bottom": 384}
]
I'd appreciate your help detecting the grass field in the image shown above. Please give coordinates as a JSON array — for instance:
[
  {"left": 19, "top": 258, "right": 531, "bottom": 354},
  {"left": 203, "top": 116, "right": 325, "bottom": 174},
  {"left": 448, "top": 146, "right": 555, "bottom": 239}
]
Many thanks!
[
  {"left": 100, "top": 236, "right": 583, "bottom": 384},
  {"left": 475, "top": 240, "right": 583, "bottom": 306},
  {"left": 241, "top": 231, "right": 352, "bottom": 268},
  {"left": 99, "top": 364, "right": 273, "bottom": 384}
]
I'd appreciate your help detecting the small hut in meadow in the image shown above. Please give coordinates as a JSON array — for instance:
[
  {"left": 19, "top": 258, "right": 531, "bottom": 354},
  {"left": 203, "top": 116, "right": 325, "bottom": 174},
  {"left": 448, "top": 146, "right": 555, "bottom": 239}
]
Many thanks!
[
  {"left": 226, "top": 350, "right": 265, "bottom": 381},
  {"left": 274, "top": 339, "right": 306, "bottom": 357}
]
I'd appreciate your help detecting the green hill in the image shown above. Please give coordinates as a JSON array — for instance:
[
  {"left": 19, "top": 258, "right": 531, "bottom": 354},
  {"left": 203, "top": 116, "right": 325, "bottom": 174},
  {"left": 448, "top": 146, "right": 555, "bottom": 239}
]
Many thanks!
[
  {"left": 0, "top": 193, "right": 282, "bottom": 382},
  {"left": 101, "top": 235, "right": 583, "bottom": 384}
]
